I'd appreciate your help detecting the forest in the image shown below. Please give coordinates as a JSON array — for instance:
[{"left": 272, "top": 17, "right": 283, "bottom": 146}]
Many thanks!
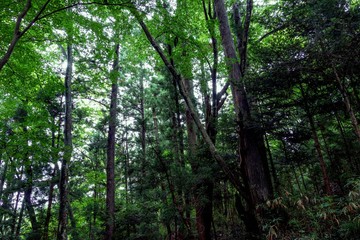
[{"left": 1, "top": 0, "right": 360, "bottom": 239}]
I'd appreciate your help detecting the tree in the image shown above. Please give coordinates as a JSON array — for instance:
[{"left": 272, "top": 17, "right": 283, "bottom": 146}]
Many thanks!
[{"left": 104, "top": 42, "right": 120, "bottom": 240}]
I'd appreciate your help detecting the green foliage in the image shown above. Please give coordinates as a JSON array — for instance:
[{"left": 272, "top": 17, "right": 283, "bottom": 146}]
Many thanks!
[
  {"left": 1, "top": 0, "right": 360, "bottom": 239},
  {"left": 260, "top": 177, "right": 360, "bottom": 239}
]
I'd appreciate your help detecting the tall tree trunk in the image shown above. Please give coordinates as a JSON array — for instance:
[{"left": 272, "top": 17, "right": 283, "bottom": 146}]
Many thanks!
[
  {"left": 15, "top": 199, "right": 25, "bottom": 239},
  {"left": 131, "top": 2, "right": 246, "bottom": 205},
  {"left": 68, "top": 204, "right": 79, "bottom": 240},
  {"left": 44, "top": 114, "right": 62, "bottom": 240},
  {"left": 214, "top": 0, "right": 272, "bottom": 204},
  {"left": 152, "top": 108, "right": 172, "bottom": 237},
  {"left": 139, "top": 73, "right": 146, "bottom": 190},
  {"left": 214, "top": 0, "right": 273, "bottom": 237},
  {"left": 184, "top": 77, "right": 214, "bottom": 240},
  {"left": 44, "top": 166, "right": 58, "bottom": 240},
  {"left": 20, "top": 119, "right": 40, "bottom": 239},
  {"left": 299, "top": 85, "right": 331, "bottom": 195},
  {"left": 24, "top": 158, "right": 40, "bottom": 239},
  {"left": 10, "top": 187, "right": 22, "bottom": 240},
  {"left": 58, "top": 43, "right": 73, "bottom": 240},
  {"left": 333, "top": 65, "right": 360, "bottom": 143},
  {"left": 0, "top": 157, "right": 8, "bottom": 205},
  {"left": 104, "top": 43, "right": 120, "bottom": 240},
  {"left": 265, "top": 134, "right": 280, "bottom": 194},
  {"left": 334, "top": 110, "right": 357, "bottom": 172}
]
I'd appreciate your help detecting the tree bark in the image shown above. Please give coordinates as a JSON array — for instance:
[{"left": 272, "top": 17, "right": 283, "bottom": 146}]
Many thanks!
[
  {"left": 184, "top": 77, "right": 214, "bottom": 240},
  {"left": 15, "top": 199, "right": 25, "bottom": 239},
  {"left": 131, "top": 6, "right": 245, "bottom": 198},
  {"left": 215, "top": 0, "right": 273, "bottom": 204},
  {"left": 24, "top": 159, "right": 40, "bottom": 239},
  {"left": 299, "top": 85, "right": 331, "bottom": 195},
  {"left": 44, "top": 113, "right": 62, "bottom": 240},
  {"left": 58, "top": 43, "right": 73, "bottom": 240},
  {"left": 104, "top": 43, "right": 120, "bottom": 240},
  {"left": 332, "top": 65, "right": 360, "bottom": 143}
]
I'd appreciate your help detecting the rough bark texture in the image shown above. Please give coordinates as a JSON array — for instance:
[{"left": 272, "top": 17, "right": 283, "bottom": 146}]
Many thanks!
[
  {"left": 214, "top": 0, "right": 272, "bottom": 205},
  {"left": 104, "top": 43, "right": 120, "bottom": 240}
]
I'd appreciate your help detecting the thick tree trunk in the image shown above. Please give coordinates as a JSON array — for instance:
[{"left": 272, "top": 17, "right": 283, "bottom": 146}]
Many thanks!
[
  {"left": 104, "top": 43, "right": 120, "bottom": 240},
  {"left": 214, "top": 0, "right": 272, "bottom": 205},
  {"left": 58, "top": 43, "right": 73, "bottom": 240}
]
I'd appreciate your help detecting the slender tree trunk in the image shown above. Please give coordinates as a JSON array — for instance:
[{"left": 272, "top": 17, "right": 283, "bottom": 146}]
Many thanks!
[
  {"left": 58, "top": 43, "right": 73, "bottom": 240},
  {"left": 282, "top": 139, "right": 303, "bottom": 193},
  {"left": 265, "top": 134, "right": 279, "bottom": 194},
  {"left": 44, "top": 166, "right": 58, "bottom": 240},
  {"left": 44, "top": 115, "right": 61, "bottom": 240},
  {"left": 152, "top": 108, "right": 172, "bottom": 237},
  {"left": 124, "top": 136, "right": 130, "bottom": 204},
  {"left": 104, "top": 43, "right": 120, "bottom": 240},
  {"left": 139, "top": 74, "right": 146, "bottom": 189},
  {"left": 10, "top": 189, "right": 22, "bottom": 240},
  {"left": 24, "top": 161, "right": 40, "bottom": 239},
  {"left": 0, "top": 157, "right": 8, "bottom": 204},
  {"left": 333, "top": 65, "right": 360, "bottom": 143},
  {"left": 20, "top": 122, "right": 40, "bottom": 239},
  {"left": 68, "top": 204, "right": 79, "bottom": 240},
  {"left": 299, "top": 85, "right": 331, "bottom": 195},
  {"left": 15, "top": 199, "right": 25, "bottom": 239},
  {"left": 334, "top": 110, "right": 357, "bottom": 171},
  {"left": 186, "top": 83, "right": 214, "bottom": 240}
]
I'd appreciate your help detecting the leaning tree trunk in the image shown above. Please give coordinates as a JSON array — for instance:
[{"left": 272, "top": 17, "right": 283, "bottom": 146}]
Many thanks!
[
  {"left": 332, "top": 65, "right": 360, "bottom": 143},
  {"left": 131, "top": 4, "right": 245, "bottom": 200},
  {"left": 104, "top": 43, "right": 120, "bottom": 240}
]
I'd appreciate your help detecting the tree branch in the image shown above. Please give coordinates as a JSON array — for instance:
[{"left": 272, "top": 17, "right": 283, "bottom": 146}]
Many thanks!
[
  {"left": 38, "top": 1, "right": 132, "bottom": 21},
  {"left": 131, "top": 6, "right": 246, "bottom": 196},
  {"left": 257, "top": 23, "right": 288, "bottom": 42}
]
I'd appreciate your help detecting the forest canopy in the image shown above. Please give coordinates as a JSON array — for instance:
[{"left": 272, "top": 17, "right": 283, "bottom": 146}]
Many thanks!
[{"left": 0, "top": 0, "right": 360, "bottom": 239}]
